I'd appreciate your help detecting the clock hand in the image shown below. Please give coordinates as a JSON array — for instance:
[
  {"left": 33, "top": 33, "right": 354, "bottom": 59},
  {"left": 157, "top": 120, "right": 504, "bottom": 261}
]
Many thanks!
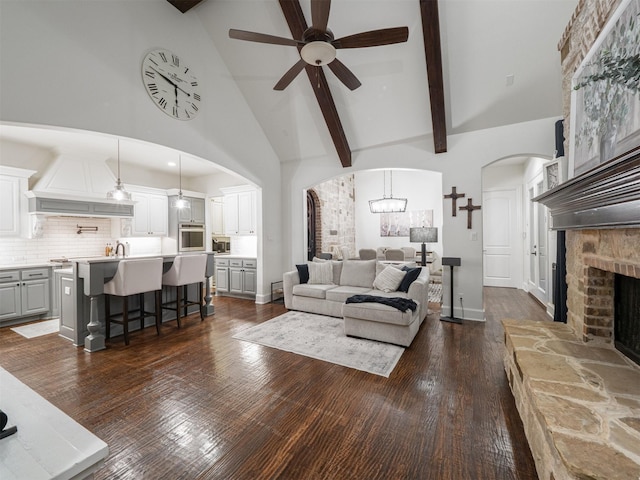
[{"left": 150, "top": 67, "right": 191, "bottom": 97}]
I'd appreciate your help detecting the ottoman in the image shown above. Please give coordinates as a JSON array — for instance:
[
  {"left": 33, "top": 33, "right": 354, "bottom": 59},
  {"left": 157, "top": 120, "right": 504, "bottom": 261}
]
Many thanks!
[{"left": 342, "top": 301, "right": 421, "bottom": 347}]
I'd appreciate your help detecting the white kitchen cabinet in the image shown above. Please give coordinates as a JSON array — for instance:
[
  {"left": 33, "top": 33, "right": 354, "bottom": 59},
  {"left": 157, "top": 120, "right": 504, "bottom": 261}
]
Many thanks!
[
  {"left": 0, "top": 167, "right": 36, "bottom": 238},
  {"left": 0, "top": 268, "right": 50, "bottom": 323},
  {"left": 223, "top": 188, "right": 256, "bottom": 235},
  {"left": 130, "top": 191, "right": 168, "bottom": 236},
  {"left": 210, "top": 197, "right": 225, "bottom": 235}
]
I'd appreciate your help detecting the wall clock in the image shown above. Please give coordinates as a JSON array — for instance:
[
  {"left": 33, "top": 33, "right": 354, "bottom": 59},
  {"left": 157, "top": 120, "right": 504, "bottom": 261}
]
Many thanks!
[{"left": 141, "top": 48, "right": 201, "bottom": 120}]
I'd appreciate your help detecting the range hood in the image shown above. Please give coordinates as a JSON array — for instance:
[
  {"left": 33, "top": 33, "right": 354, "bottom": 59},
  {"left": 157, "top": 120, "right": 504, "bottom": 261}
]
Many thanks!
[{"left": 26, "top": 153, "right": 133, "bottom": 217}]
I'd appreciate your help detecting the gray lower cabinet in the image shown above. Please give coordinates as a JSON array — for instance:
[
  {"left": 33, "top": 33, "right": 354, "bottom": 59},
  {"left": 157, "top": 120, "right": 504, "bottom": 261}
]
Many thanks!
[
  {"left": 215, "top": 257, "right": 256, "bottom": 296},
  {"left": 0, "top": 268, "right": 50, "bottom": 323}
]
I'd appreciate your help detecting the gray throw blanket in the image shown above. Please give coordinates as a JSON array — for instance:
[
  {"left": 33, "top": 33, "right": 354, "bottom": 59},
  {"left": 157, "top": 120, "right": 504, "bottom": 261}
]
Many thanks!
[{"left": 345, "top": 295, "right": 417, "bottom": 312}]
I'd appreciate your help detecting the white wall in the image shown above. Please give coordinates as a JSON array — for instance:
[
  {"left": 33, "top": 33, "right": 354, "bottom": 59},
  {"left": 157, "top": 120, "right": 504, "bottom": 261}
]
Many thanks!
[
  {"left": 354, "top": 169, "right": 443, "bottom": 256},
  {"left": 282, "top": 117, "right": 559, "bottom": 321},
  {"left": 0, "top": 0, "right": 282, "bottom": 301}
]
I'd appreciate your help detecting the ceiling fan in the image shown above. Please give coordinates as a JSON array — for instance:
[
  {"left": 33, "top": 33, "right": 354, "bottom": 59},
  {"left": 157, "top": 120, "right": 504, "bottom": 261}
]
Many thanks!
[{"left": 229, "top": 0, "right": 409, "bottom": 91}]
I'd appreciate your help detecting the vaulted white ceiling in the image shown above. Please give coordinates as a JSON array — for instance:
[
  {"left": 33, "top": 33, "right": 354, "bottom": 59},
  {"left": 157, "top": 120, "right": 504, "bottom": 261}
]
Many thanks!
[{"left": 199, "top": 0, "right": 578, "bottom": 164}]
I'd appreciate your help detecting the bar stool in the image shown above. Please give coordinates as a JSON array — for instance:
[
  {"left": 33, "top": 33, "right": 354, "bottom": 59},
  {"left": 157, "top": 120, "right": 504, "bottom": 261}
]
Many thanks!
[
  {"left": 104, "top": 257, "right": 163, "bottom": 345},
  {"left": 161, "top": 254, "right": 207, "bottom": 328}
]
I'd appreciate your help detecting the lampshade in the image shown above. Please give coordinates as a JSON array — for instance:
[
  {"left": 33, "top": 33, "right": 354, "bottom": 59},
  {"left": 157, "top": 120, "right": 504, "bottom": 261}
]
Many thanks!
[
  {"left": 369, "top": 170, "right": 407, "bottom": 213},
  {"left": 410, "top": 227, "right": 438, "bottom": 243},
  {"left": 106, "top": 139, "right": 131, "bottom": 202}
]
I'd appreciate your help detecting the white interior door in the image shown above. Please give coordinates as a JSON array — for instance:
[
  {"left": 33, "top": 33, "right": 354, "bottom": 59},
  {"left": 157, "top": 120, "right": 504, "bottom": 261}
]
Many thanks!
[
  {"left": 483, "top": 188, "right": 520, "bottom": 287},
  {"left": 527, "top": 174, "right": 548, "bottom": 304}
]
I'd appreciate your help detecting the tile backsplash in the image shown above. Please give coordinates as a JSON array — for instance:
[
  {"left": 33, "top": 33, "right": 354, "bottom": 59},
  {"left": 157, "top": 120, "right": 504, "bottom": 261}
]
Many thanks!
[{"left": 0, "top": 216, "right": 116, "bottom": 265}]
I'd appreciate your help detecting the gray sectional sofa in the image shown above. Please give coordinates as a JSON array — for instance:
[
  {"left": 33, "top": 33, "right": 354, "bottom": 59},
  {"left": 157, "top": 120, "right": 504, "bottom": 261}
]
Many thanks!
[{"left": 282, "top": 259, "right": 430, "bottom": 346}]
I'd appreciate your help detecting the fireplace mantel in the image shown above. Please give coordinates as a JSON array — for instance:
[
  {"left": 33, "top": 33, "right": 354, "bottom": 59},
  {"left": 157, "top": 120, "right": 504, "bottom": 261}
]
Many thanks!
[{"left": 535, "top": 146, "right": 640, "bottom": 230}]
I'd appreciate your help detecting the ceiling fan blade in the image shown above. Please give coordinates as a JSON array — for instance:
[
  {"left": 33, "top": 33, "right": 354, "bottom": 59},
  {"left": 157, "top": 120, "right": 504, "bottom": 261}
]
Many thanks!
[
  {"left": 229, "top": 29, "right": 302, "bottom": 47},
  {"left": 333, "top": 27, "right": 409, "bottom": 49},
  {"left": 311, "top": 0, "right": 331, "bottom": 32},
  {"left": 327, "top": 59, "right": 361, "bottom": 91},
  {"left": 274, "top": 59, "right": 308, "bottom": 90}
]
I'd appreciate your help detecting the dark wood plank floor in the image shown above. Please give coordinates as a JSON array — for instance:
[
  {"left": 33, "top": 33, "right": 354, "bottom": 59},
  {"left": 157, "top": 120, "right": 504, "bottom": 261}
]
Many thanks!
[{"left": 0, "top": 287, "right": 550, "bottom": 479}]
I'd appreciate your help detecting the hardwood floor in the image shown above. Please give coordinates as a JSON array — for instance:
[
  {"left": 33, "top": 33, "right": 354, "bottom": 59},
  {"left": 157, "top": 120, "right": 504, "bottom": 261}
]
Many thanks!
[{"left": 0, "top": 287, "right": 551, "bottom": 479}]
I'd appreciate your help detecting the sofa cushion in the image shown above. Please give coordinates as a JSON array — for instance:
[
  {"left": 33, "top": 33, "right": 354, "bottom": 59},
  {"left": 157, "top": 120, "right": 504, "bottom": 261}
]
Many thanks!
[
  {"left": 325, "top": 285, "right": 373, "bottom": 303},
  {"left": 340, "top": 259, "right": 376, "bottom": 288},
  {"left": 292, "top": 283, "right": 336, "bottom": 299},
  {"left": 398, "top": 267, "right": 422, "bottom": 292},
  {"left": 331, "top": 261, "right": 343, "bottom": 285},
  {"left": 308, "top": 261, "right": 333, "bottom": 284},
  {"left": 296, "top": 264, "right": 309, "bottom": 284},
  {"left": 373, "top": 265, "right": 407, "bottom": 292}
]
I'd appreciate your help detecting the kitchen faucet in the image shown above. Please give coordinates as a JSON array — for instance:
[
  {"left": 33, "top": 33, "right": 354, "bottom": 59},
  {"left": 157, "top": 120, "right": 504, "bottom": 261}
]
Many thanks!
[{"left": 115, "top": 241, "right": 126, "bottom": 257}]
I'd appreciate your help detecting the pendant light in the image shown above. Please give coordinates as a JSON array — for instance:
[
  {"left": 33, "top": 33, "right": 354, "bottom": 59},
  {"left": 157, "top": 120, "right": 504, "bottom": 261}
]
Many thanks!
[
  {"left": 173, "top": 155, "right": 190, "bottom": 209},
  {"left": 368, "top": 170, "right": 407, "bottom": 213},
  {"left": 106, "top": 139, "right": 131, "bottom": 202}
]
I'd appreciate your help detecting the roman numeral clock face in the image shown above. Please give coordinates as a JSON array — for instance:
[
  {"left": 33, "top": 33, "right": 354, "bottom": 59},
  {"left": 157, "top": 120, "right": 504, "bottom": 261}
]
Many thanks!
[{"left": 142, "top": 48, "right": 201, "bottom": 120}]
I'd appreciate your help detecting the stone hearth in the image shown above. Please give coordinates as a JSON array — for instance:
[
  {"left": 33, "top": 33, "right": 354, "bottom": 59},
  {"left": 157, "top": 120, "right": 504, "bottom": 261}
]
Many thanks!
[{"left": 503, "top": 319, "right": 640, "bottom": 480}]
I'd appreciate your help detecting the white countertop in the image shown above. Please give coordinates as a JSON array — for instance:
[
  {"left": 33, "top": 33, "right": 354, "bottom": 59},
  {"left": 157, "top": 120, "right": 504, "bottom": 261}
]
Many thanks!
[{"left": 0, "top": 367, "right": 109, "bottom": 479}]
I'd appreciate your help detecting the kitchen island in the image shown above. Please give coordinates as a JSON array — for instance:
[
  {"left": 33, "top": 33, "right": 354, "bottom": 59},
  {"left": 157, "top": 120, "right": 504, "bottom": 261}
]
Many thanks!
[{"left": 66, "top": 252, "right": 216, "bottom": 352}]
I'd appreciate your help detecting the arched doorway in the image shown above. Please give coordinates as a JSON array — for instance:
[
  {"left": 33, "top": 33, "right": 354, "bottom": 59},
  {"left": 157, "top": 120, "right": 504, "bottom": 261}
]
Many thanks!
[{"left": 306, "top": 189, "right": 320, "bottom": 261}]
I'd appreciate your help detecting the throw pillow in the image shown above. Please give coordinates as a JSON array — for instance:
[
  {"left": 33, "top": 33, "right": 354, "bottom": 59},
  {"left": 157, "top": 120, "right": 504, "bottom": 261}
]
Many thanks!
[
  {"left": 398, "top": 266, "right": 422, "bottom": 292},
  {"left": 373, "top": 265, "right": 407, "bottom": 293},
  {"left": 308, "top": 261, "right": 334, "bottom": 284},
  {"left": 296, "top": 264, "right": 309, "bottom": 284}
]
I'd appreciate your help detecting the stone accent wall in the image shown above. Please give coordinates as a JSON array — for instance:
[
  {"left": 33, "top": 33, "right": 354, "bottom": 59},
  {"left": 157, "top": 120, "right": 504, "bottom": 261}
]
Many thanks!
[
  {"left": 566, "top": 229, "right": 640, "bottom": 343},
  {"left": 313, "top": 175, "right": 356, "bottom": 259}
]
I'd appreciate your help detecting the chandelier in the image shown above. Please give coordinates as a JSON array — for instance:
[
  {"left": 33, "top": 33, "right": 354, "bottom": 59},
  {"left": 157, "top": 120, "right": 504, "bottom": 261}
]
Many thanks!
[{"left": 368, "top": 170, "right": 407, "bottom": 213}]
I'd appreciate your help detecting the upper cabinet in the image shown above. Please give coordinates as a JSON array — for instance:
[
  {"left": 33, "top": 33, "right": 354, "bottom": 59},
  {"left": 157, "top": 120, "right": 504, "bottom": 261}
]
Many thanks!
[
  {"left": 120, "top": 186, "right": 168, "bottom": 237},
  {"left": 222, "top": 186, "right": 257, "bottom": 235},
  {"left": 210, "top": 197, "right": 225, "bottom": 235},
  {"left": 0, "top": 166, "right": 36, "bottom": 238},
  {"left": 131, "top": 191, "right": 168, "bottom": 236},
  {"left": 178, "top": 197, "right": 205, "bottom": 224}
]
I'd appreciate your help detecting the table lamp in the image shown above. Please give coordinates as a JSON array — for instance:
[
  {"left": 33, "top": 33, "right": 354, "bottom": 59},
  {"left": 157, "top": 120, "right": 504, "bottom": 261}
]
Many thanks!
[{"left": 409, "top": 227, "right": 438, "bottom": 266}]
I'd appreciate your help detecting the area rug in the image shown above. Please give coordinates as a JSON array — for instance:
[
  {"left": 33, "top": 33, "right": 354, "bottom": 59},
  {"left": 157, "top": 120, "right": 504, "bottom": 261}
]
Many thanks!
[
  {"left": 233, "top": 311, "right": 404, "bottom": 377},
  {"left": 10, "top": 319, "right": 59, "bottom": 339},
  {"left": 428, "top": 282, "right": 443, "bottom": 303}
]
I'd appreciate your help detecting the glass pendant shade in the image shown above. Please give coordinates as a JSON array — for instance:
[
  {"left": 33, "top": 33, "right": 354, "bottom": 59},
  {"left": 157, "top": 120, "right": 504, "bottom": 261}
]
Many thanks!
[
  {"left": 172, "top": 155, "right": 190, "bottom": 209},
  {"left": 368, "top": 170, "right": 407, "bottom": 213},
  {"left": 107, "top": 139, "right": 131, "bottom": 202}
]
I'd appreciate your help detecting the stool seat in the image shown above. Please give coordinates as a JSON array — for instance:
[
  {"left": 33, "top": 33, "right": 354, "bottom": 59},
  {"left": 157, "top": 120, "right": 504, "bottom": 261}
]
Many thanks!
[
  {"left": 104, "top": 257, "right": 163, "bottom": 345},
  {"left": 162, "top": 254, "right": 207, "bottom": 327}
]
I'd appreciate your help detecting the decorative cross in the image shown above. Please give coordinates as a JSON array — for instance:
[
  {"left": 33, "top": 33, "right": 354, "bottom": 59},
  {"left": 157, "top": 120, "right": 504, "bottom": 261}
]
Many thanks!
[
  {"left": 459, "top": 198, "right": 482, "bottom": 229},
  {"left": 444, "top": 187, "right": 465, "bottom": 217}
]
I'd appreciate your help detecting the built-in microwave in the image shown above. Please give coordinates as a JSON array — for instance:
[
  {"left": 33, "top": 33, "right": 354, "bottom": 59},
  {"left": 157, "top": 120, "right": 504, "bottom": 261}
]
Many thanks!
[{"left": 178, "top": 223, "right": 206, "bottom": 252}]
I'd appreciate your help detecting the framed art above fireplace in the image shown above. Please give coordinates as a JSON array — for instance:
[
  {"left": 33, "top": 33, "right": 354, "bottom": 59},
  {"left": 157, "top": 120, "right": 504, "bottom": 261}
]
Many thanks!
[{"left": 569, "top": 0, "right": 640, "bottom": 178}]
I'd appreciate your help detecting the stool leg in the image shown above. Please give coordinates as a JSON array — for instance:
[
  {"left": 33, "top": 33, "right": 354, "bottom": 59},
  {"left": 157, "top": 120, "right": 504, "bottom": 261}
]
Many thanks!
[
  {"left": 155, "top": 290, "right": 161, "bottom": 335},
  {"left": 123, "top": 296, "right": 130, "bottom": 346},
  {"left": 199, "top": 282, "right": 204, "bottom": 321},
  {"left": 182, "top": 285, "right": 189, "bottom": 319},
  {"left": 105, "top": 294, "right": 111, "bottom": 340},
  {"left": 139, "top": 293, "right": 145, "bottom": 330},
  {"left": 175, "top": 286, "right": 182, "bottom": 328}
]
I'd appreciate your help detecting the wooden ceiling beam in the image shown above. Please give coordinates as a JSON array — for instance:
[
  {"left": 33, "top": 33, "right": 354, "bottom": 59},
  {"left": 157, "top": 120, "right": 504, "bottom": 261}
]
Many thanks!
[
  {"left": 166, "top": 0, "right": 205, "bottom": 14},
  {"left": 420, "top": 0, "right": 447, "bottom": 153},
  {"left": 279, "top": 0, "right": 352, "bottom": 168}
]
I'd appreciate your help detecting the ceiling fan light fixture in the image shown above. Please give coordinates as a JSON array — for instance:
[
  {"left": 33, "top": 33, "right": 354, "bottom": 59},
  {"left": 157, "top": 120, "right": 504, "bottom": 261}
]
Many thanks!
[{"left": 301, "top": 41, "right": 336, "bottom": 66}]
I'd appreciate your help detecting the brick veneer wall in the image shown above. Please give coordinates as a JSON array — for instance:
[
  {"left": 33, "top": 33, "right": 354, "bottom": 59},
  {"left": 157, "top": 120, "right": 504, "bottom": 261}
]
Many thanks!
[
  {"left": 312, "top": 174, "right": 356, "bottom": 258},
  {"left": 558, "top": 0, "right": 640, "bottom": 342}
]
